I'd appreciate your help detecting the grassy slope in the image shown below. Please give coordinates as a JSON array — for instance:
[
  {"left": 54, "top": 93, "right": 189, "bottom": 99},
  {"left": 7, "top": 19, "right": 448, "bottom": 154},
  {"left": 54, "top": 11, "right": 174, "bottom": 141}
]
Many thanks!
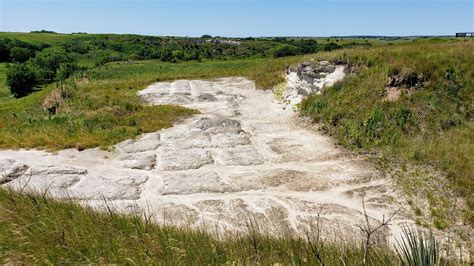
[
  {"left": 0, "top": 188, "right": 397, "bottom": 264},
  {"left": 0, "top": 64, "right": 9, "bottom": 100},
  {"left": 300, "top": 39, "right": 474, "bottom": 225},
  {"left": 0, "top": 57, "right": 300, "bottom": 150}
]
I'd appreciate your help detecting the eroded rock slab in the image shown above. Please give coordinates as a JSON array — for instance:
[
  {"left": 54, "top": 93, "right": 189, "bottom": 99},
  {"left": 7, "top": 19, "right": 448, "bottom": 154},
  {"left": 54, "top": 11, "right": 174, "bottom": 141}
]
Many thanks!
[
  {"left": 1, "top": 77, "right": 413, "bottom": 245},
  {"left": 158, "top": 171, "right": 234, "bottom": 195}
]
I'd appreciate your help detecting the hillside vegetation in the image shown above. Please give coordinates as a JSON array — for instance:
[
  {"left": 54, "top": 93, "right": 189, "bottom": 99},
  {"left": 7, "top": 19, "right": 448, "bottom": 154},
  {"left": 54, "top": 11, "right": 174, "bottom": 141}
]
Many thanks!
[{"left": 300, "top": 39, "right": 474, "bottom": 225}]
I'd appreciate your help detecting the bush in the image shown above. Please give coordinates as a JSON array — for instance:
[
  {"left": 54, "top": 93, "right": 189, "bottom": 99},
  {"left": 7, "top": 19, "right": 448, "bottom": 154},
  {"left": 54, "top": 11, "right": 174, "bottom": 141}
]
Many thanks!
[
  {"left": 294, "top": 39, "right": 319, "bottom": 54},
  {"left": 365, "top": 107, "right": 385, "bottom": 141},
  {"left": 6, "top": 63, "right": 38, "bottom": 98},
  {"left": 10, "top": 47, "right": 34, "bottom": 63},
  {"left": 56, "top": 62, "right": 78, "bottom": 81},
  {"left": 0, "top": 39, "right": 11, "bottom": 62},
  {"left": 94, "top": 50, "right": 125, "bottom": 66},
  {"left": 324, "top": 42, "right": 342, "bottom": 51}
]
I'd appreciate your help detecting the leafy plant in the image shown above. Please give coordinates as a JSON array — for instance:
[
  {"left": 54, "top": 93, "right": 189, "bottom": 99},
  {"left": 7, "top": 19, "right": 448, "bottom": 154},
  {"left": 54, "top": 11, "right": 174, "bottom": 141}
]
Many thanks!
[
  {"left": 396, "top": 227, "right": 438, "bottom": 266},
  {"left": 365, "top": 107, "right": 385, "bottom": 141}
]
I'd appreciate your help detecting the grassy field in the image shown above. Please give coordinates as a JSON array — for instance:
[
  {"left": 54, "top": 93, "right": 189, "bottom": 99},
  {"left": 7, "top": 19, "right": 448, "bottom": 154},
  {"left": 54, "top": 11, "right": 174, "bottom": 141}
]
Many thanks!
[
  {"left": 300, "top": 39, "right": 474, "bottom": 225},
  {"left": 0, "top": 32, "right": 80, "bottom": 44},
  {"left": 0, "top": 57, "right": 301, "bottom": 150}
]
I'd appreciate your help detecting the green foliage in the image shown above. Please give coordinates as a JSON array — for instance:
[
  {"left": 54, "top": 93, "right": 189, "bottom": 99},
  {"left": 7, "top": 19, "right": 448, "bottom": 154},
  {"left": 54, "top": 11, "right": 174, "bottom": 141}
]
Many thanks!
[
  {"left": 5, "top": 47, "right": 78, "bottom": 97},
  {"left": 93, "top": 50, "right": 125, "bottom": 66},
  {"left": 33, "top": 46, "right": 77, "bottom": 83},
  {"left": 324, "top": 42, "right": 343, "bottom": 51},
  {"left": 365, "top": 107, "right": 385, "bottom": 141},
  {"left": 9, "top": 47, "right": 34, "bottom": 63},
  {"left": 6, "top": 63, "right": 38, "bottom": 97},
  {"left": 305, "top": 97, "right": 328, "bottom": 114},
  {"left": 273, "top": 45, "right": 300, "bottom": 58},
  {"left": 0, "top": 38, "right": 40, "bottom": 63}
]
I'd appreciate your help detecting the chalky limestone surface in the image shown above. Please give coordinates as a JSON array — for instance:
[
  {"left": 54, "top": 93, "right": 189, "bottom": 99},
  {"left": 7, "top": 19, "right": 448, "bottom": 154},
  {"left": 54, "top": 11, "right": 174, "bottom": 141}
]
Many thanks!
[{"left": 1, "top": 77, "right": 412, "bottom": 240}]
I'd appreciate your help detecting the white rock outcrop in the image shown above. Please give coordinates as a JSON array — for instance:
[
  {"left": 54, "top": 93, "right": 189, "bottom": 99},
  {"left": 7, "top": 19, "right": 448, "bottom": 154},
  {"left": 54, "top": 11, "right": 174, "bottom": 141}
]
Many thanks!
[
  {"left": 281, "top": 61, "right": 346, "bottom": 108},
  {"left": 1, "top": 77, "right": 412, "bottom": 242}
]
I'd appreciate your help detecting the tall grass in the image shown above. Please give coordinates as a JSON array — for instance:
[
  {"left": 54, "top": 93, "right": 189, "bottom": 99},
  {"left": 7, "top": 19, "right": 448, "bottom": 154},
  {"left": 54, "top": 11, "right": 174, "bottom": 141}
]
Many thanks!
[
  {"left": 300, "top": 40, "right": 474, "bottom": 225},
  {"left": 0, "top": 188, "right": 398, "bottom": 264}
]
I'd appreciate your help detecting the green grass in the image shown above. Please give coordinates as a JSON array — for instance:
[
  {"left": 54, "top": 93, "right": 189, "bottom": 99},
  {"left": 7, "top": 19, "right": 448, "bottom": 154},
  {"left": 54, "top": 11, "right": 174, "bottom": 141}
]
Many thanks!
[
  {"left": 0, "top": 31, "right": 87, "bottom": 45},
  {"left": 0, "top": 188, "right": 400, "bottom": 264},
  {"left": 300, "top": 39, "right": 474, "bottom": 224},
  {"left": 0, "top": 63, "right": 11, "bottom": 101},
  {"left": 0, "top": 57, "right": 300, "bottom": 151}
]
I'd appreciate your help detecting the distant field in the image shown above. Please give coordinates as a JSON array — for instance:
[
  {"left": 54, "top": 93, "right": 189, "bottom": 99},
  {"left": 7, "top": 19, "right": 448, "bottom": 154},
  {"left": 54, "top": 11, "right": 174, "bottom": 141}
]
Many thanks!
[{"left": 0, "top": 32, "right": 83, "bottom": 44}]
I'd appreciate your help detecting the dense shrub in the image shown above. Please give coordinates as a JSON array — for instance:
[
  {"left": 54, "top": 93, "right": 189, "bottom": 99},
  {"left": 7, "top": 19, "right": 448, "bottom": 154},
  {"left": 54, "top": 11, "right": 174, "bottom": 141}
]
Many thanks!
[
  {"left": 0, "top": 38, "right": 39, "bottom": 63},
  {"left": 365, "top": 107, "right": 385, "bottom": 141},
  {"left": 0, "top": 40, "right": 10, "bottom": 61},
  {"left": 6, "top": 63, "right": 38, "bottom": 97},
  {"left": 273, "top": 45, "right": 299, "bottom": 58},
  {"left": 94, "top": 50, "right": 126, "bottom": 66},
  {"left": 295, "top": 39, "right": 319, "bottom": 54}
]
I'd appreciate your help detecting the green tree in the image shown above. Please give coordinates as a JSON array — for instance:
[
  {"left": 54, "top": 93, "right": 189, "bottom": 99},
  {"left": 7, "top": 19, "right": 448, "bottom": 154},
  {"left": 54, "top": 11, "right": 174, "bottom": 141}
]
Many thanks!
[
  {"left": 32, "top": 46, "right": 77, "bottom": 83},
  {"left": 6, "top": 63, "right": 38, "bottom": 98}
]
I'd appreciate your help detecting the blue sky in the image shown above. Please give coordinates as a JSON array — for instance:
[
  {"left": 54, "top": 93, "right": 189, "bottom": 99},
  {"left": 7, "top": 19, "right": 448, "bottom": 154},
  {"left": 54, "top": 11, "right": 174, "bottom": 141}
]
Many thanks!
[{"left": 0, "top": 0, "right": 472, "bottom": 37}]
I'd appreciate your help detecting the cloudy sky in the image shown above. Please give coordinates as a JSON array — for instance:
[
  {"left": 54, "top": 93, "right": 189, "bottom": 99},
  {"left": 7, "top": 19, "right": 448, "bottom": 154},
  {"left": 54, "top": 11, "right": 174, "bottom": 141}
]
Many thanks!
[{"left": 1, "top": 0, "right": 472, "bottom": 36}]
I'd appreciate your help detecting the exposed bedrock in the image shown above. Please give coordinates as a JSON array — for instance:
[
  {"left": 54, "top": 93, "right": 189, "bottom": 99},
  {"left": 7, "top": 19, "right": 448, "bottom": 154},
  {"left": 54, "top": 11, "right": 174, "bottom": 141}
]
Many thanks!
[{"left": 1, "top": 77, "right": 413, "bottom": 244}]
